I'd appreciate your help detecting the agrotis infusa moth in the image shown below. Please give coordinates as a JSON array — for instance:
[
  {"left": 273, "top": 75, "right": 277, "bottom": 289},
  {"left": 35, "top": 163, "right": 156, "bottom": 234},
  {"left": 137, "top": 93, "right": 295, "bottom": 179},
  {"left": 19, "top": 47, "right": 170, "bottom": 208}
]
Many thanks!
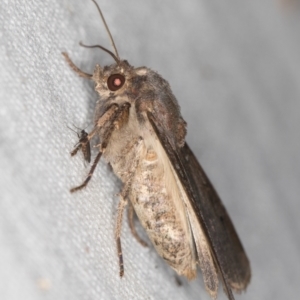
[{"left": 64, "top": 1, "right": 251, "bottom": 299}]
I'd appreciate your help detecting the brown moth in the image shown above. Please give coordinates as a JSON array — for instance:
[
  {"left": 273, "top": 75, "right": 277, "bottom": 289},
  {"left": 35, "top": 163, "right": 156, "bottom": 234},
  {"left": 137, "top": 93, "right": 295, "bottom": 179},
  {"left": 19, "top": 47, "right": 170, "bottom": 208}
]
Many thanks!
[{"left": 63, "top": 1, "right": 251, "bottom": 299}]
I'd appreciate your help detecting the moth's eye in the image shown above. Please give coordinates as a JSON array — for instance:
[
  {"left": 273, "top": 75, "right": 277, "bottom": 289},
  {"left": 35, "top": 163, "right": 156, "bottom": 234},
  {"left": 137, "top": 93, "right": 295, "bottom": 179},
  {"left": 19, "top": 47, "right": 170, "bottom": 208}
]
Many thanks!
[{"left": 107, "top": 74, "right": 125, "bottom": 91}]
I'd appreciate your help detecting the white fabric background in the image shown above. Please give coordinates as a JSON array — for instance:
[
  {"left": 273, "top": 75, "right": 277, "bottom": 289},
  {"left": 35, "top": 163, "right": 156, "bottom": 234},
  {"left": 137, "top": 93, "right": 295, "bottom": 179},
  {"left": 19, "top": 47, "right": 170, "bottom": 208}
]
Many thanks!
[{"left": 1, "top": 0, "right": 300, "bottom": 299}]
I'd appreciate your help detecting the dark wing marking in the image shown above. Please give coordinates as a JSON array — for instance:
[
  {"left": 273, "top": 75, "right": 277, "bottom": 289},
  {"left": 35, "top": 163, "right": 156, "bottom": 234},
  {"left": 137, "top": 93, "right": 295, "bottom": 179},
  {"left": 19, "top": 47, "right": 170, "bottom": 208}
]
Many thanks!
[
  {"left": 180, "top": 144, "right": 251, "bottom": 290},
  {"left": 147, "top": 112, "right": 250, "bottom": 300}
]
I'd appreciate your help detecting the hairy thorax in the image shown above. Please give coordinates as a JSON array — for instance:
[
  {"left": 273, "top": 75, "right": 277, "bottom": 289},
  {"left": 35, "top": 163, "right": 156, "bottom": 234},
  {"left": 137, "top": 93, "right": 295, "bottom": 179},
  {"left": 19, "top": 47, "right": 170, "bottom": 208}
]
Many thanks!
[{"left": 103, "top": 106, "right": 197, "bottom": 279}]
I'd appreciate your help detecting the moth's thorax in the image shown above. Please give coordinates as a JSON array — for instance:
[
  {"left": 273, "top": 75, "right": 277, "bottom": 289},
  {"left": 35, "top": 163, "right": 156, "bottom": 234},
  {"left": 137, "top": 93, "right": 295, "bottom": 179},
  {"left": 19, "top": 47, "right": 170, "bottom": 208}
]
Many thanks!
[{"left": 93, "top": 60, "right": 187, "bottom": 148}]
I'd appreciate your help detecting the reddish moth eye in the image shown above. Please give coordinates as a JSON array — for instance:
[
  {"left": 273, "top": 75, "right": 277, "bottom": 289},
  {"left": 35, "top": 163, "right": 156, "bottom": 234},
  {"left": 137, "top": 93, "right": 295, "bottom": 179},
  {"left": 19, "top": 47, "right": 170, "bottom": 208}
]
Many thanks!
[{"left": 107, "top": 74, "right": 125, "bottom": 91}]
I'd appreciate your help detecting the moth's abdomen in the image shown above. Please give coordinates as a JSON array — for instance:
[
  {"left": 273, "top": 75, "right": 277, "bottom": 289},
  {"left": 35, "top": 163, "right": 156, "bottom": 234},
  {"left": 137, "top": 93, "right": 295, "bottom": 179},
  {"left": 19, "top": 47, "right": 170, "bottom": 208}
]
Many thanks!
[
  {"left": 103, "top": 112, "right": 197, "bottom": 279},
  {"left": 130, "top": 144, "right": 197, "bottom": 280}
]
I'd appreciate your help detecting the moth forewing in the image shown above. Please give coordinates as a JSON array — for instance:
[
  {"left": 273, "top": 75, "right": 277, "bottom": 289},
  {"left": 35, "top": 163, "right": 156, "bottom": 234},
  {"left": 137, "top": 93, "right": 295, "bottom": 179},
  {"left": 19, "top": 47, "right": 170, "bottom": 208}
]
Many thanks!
[
  {"left": 175, "top": 171, "right": 219, "bottom": 298},
  {"left": 163, "top": 148, "right": 218, "bottom": 298},
  {"left": 65, "top": 1, "right": 251, "bottom": 299},
  {"left": 146, "top": 113, "right": 250, "bottom": 300}
]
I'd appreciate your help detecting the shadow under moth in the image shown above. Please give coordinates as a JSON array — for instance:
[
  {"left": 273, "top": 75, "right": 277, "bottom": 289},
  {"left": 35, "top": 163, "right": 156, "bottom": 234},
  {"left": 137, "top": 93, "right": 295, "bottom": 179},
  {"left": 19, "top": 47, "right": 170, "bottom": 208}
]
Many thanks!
[{"left": 64, "top": 1, "right": 251, "bottom": 299}]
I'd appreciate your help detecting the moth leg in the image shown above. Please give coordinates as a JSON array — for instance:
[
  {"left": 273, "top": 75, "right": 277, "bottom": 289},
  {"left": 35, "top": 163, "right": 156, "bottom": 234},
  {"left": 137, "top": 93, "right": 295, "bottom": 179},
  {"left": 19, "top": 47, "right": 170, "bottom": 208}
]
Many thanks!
[
  {"left": 127, "top": 202, "right": 148, "bottom": 247},
  {"left": 70, "top": 151, "right": 102, "bottom": 193},
  {"left": 70, "top": 105, "right": 121, "bottom": 192},
  {"left": 99, "top": 102, "right": 131, "bottom": 149},
  {"left": 115, "top": 192, "right": 128, "bottom": 277},
  {"left": 70, "top": 103, "right": 131, "bottom": 192},
  {"left": 62, "top": 52, "right": 92, "bottom": 79},
  {"left": 85, "top": 103, "right": 123, "bottom": 143}
]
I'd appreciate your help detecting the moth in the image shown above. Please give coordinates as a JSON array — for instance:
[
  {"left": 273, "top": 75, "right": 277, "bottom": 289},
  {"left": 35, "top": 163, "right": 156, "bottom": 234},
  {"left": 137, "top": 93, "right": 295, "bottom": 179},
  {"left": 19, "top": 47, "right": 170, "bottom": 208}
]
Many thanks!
[{"left": 64, "top": 1, "right": 251, "bottom": 299}]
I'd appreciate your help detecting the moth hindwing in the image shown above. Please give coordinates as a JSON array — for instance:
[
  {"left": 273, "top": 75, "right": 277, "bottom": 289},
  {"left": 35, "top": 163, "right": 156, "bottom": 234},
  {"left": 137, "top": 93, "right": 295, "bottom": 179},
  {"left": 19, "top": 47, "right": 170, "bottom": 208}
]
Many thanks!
[{"left": 64, "top": 1, "right": 251, "bottom": 299}]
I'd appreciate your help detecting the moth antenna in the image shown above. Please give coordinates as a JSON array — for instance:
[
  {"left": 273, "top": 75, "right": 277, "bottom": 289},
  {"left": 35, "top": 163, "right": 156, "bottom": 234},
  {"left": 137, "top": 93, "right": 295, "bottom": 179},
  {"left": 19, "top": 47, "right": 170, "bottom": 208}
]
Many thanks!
[
  {"left": 91, "top": 0, "right": 120, "bottom": 61},
  {"left": 79, "top": 42, "right": 119, "bottom": 64}
]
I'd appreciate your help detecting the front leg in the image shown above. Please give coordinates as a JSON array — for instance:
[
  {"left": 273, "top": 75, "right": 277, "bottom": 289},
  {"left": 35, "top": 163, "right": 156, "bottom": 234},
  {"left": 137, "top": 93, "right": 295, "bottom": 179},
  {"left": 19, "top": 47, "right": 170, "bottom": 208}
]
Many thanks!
[{"left": 70, "top": 103, "right": 130, "bottom": 193}]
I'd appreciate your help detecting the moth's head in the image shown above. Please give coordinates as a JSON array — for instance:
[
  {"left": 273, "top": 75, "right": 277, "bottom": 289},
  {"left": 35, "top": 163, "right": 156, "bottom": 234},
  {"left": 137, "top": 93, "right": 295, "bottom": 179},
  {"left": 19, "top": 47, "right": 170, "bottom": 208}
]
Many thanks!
[
  {"left": 78, "top": 1, "right": 144, "bottom": 100},
  {"left": 92, "top": 60, "right": 134, "bottom": 97}
]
